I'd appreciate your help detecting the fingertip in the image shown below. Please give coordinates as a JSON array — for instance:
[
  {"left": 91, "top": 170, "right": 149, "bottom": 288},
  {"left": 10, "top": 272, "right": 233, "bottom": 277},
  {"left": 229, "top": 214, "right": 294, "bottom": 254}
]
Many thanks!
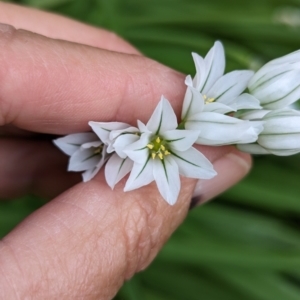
[
  {"left": 192, "top": 149, "right": 252, "bottom": 205},
  {"left": 0, "top": 2, "right": 140, "bottom": 54}
]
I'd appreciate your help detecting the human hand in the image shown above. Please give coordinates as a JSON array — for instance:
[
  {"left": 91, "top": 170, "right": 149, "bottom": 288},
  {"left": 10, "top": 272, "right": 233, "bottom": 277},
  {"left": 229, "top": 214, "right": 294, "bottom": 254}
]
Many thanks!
[{"left": 0, "top": 2, "right": 251, "bottom": 299}]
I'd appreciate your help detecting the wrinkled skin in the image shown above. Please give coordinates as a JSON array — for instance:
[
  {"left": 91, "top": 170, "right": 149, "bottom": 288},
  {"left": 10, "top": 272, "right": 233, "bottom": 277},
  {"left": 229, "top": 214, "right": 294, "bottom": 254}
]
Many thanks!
[{"left": 0, "top": 2, "right": 251, "bottom": 299}]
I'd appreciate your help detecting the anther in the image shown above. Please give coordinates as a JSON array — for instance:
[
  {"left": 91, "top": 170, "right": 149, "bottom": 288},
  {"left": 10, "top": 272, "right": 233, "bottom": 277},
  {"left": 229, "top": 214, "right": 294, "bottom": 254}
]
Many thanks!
[{"left": 94, "top": 147, "right": 102, "bottom": 154}]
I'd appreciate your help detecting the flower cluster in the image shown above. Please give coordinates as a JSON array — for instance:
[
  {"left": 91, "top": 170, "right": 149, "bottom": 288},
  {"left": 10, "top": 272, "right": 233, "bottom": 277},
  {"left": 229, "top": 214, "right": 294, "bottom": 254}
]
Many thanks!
[{"left": 54, "top": 41, "right": 300, "bottom": 204}]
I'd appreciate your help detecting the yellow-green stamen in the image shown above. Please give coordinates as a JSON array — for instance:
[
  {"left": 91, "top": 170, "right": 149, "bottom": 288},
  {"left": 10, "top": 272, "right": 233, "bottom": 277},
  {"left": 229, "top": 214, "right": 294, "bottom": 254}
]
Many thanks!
[
  {"left": 94, "top": 146, "right": 103, "bottom": 155},
  {"left": 147, "top": 136, "right": 170, "bottom": 160},
  {"left": 203, "top": 94, "right": 215, "bottom": 104}
]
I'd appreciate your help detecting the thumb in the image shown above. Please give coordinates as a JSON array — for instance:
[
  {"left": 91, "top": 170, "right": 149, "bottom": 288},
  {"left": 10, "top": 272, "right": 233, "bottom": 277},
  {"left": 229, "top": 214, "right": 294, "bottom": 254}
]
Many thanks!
[{"left": 0, "top": 146, "right": 251, "bottom": 299}]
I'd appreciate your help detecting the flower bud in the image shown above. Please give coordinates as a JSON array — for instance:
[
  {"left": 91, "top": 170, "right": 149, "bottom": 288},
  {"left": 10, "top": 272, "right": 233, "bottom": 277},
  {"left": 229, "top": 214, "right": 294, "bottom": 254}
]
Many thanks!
[
  {"left": 248, "top": 51, "right": 300, "bottom": 109},
  {"left": 238, "top": 109, "right": 300, "bottom": 156},
  {"left": 257, "top": 109, "right": 300, "bottom": 155}
]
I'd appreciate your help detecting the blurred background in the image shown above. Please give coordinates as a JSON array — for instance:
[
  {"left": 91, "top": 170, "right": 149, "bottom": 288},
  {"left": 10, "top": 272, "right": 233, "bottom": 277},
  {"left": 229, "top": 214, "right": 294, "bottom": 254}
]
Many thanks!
[{"left": 2, "top": 0, "right": 300, "bottom": 299}]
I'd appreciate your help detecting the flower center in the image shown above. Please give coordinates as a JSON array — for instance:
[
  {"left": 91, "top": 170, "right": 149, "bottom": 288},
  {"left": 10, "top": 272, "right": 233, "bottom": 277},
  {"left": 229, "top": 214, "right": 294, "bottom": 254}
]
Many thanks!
[
  {"left": 147, "top": 136, "right": 170, "bottom": 160},
  {"left": 203, "top": 94, "right": 215, "bottom": 104},
  {"left": 93, "top": 145, "right": 103, "bottom": 155}
]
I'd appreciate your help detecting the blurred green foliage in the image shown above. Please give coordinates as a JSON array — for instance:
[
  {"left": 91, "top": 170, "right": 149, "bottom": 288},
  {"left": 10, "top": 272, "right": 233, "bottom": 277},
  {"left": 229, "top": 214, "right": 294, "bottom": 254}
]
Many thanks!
[{"left": 2, "top": 0, "right": 300, "bottom": 299}]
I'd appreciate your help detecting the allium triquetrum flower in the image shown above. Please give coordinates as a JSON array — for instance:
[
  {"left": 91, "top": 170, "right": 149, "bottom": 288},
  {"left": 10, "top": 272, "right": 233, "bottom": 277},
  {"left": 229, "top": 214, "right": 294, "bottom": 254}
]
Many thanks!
[
  {"left": 180, "top": 84, "right": 264, "bottom": 146},
  {"left": 238, "top": 109, "right": 300, "bottom": 156},
  {"left": 88, "top": 122, "right": 141, "bottom": 189},
  {"left": 123, "top": 96, "right": 217, "bottom": 205},
  {"left": 53, "top": 132, "right": 108, "bottom": 182},
  {"left": 248, "top": 50, "right": 300, "bottom": 109},
  {"left": 190, "top": 41, "right": 257, "bottom": 113}
]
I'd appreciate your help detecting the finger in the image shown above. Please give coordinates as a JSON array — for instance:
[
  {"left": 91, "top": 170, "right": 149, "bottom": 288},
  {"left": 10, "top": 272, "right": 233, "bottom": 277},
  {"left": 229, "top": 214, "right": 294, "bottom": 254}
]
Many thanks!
[
  {"left": 0, "top": 138, "right": 80, "bottom": 199},
  {"left": 0, "top": 26, "right": 184, "bottom": 134},
  {"left": 0, "top": 148, "right": 251, "bottom": 299},
  {"left": 191, "top": 149, "right": 252, "bottom": 208},
  {"left": 0, "top": 137, "right": 235, "bottom": 200},
  {"left": 0, "top": 125, "right": 38, "bottom": 137},
  {"left": 0, "top": 2, "right": 140, "bottom": 54}
]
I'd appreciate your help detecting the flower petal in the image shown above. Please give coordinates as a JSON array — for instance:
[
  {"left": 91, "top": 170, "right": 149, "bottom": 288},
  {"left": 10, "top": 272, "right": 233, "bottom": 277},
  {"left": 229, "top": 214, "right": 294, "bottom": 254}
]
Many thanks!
[
  {"left": 81, "top": 141, "right": 103, "bottom": 149},
  {"left": 53, "top": 132, "right": 98, "bottom": 156},
  {"left": 181, "top": 83, "right": 205, "bottom": 120},
  {"left": 252, "top": 69, "right": 300, "bottom": 109},
  {"left": 199, "top": 41, "right": 225, "bottom": 93},
  {"left": 203, "top": 102, "right": 234, "bottom": 114},
  {"left": 113, "top": 133, "right": 140, "bottom": 158},
  {"left": 257, "top": 109, "right": 300, "bottom": 155},
  {"left": 185, "top": 112, "right": 255, "bottom": 145},
  {"left": 109, "top": 126, "right": 139, "bottom": 140},
  {"left": 206, "top": 70, "right": 254, "bottom": 105},
  {"left": 89, "top": 121, "right": 131, "bottom": 144},
  {"left": 153, "top": 156, "right": 180, "bottom": 205},
  {"left": 237, "top": 143, "right": 270, "bottom": 155},
  {"left": 68, "top": 148, "right": 101, "bottom": 172},
  {"left": 235, "top": 93, "right": 262, "bottom": 110},
  {"left": 238, "top": 122, "right": 264, "bottom": 144},
  {"left": 248, "top": 61, "right": 300, "bottom": 109},
  {"left": 249, "top": 63, "right": 292, "bottom": 91},
  {"left": 263, "top": 109, "right": 300, "bottom": 133},
  {"left": 163, "top": 129, "right": 200, "bottom": 151},
  {"left": 258, "top": 133, "right": 300, "bottom": 155},
  {"left": 263, "top": 80, "right": 300, "bottom": 109},
  {"left": 238, "top": 109, "right": 270, "bottom": 120},
  {"left": 171, "top": 148, "right": 216, "bottom": 179},
  {"left": 268, "top": 50, "right": 300, "bottom": 66},
  {"left": 124, "top": 158, "right": 154, "bottom": 191},
  {"left": 123, "top": 133, "right": 151, "bottom": 164},
  {"left": 191, "top": 52, "right": 206, "bottom": 91},
  {"left": 137, "top": 120, "right": 151, "bottom": 133},
  {"left": 82, "top": 158, "right": 106, "bottom": 182},
  {"left": 146, "top": 96, "right": 177, "bottom": 134},
  {"left": 105, "top": 154, "right": 133, "bottom": 189}
]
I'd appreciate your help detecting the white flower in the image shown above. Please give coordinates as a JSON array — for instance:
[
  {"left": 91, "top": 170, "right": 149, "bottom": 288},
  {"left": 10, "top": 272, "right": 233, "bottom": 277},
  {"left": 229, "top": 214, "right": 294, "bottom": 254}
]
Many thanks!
[
  {"left": 88, "top": 122, "right": 141, "bottom": 189},
  {"left": 192, "top": 41, "right": 225, "bottom": 93},
  {"left": 190, "top": 41, "right": 257, "bottom": 113},
  {"left": 88, "top": 122, "right": 140, "bottom": 157},
  {"left": 179, "top": 41, "right": 262, "bottom": 145},
  {"left": 238, "top": 109, "right": 300, "bottom": 156},
  {"left": 123, "top": 96, "right": 216, "bottom": 205},
  {"left": 248, "top": 50, "right": 300, "bottom": 109},
  {"left": 181, "top": 84, "right": 264, "bottom": 145},
  {"left": 53, "top": 132, "right": 108, "bottom": 182}
]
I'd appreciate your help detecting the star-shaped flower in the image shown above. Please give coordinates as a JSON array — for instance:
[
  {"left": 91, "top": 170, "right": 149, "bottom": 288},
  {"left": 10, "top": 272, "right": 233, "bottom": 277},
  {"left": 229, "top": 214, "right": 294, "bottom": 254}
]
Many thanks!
[
  {"left": 88, "top": 122, "right": 141, "bottom": 189},
  {"left": 190, "top": 41, "right": 258, "bottom": 114},
  {"left": 181, "top": 84, "right": 264, "bottom": 145},
  {"left": 123, "top": 96, "right": 216, "bottom": 205},
  {"left": 53, "top": 132, "right": 108, "bottom": 181}
]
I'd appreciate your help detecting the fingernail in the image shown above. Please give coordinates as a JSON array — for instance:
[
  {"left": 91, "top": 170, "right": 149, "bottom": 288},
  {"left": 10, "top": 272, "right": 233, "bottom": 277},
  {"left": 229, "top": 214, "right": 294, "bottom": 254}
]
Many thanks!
[
  {"left": 189, "top": 195, "right": 203, "bottom": 210},
  {"left": 225, "top": 152, "right": 252, "bottom": 173},
  {"left": 190, "top": 150, "right": 251, "bottom": 209},
  {"left": 192, "top": 179, "right": 202, "bottom": 198}
]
